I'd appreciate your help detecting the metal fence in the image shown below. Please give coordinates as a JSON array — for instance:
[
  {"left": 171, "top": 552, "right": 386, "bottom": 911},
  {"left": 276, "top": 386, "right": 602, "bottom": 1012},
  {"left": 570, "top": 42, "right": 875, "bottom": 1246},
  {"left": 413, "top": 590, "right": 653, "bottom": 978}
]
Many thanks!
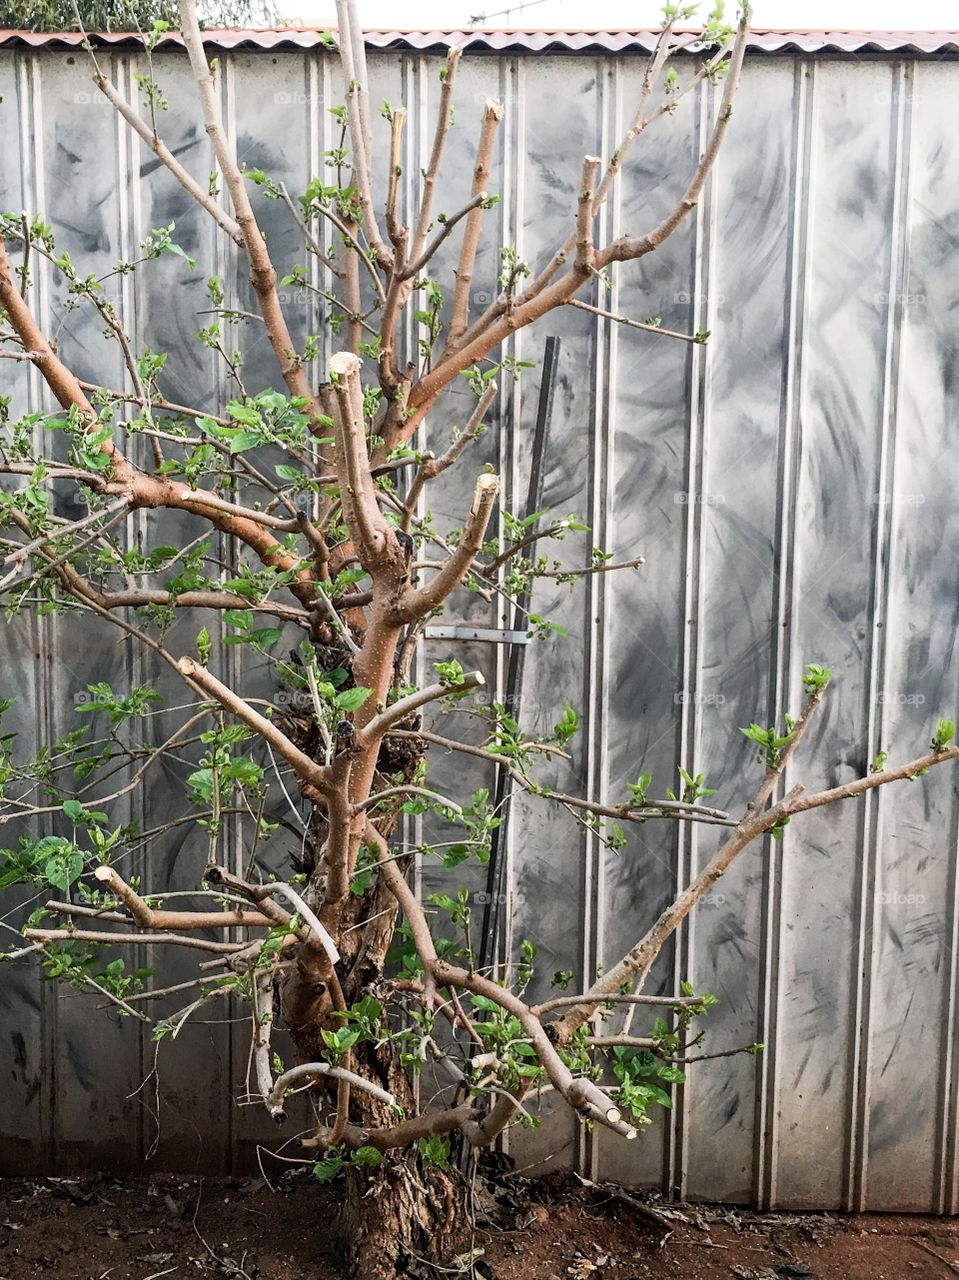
[{"left": 2, "top": 31, "right": 959, "bottom": 1213}]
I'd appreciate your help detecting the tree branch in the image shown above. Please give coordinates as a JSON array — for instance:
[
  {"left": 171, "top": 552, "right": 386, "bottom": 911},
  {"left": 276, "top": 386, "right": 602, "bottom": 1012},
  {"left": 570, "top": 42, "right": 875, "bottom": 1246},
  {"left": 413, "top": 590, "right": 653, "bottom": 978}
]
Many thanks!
[
  {"left": 178, "top": 0, "right": 323, "bottom": 413},
  {"left": 176, "top": 658, "right": 330, "bottom": 797},
  {"left": 402, "top": 380, "right": 497, "bottom": 528},
  {"left": 358, "top": 672, "right": 485, "bottom": 747},
  {"left": 409, "top": 47, "right": 463, "bottom": 266},
  {"left": 333, "top": 0, "right": 390, "bottom": 268},
  {"left": 90, "top": 66, "right": 240, "bottom": 246},
  {"left": 447, "top": 99, "right": 504, "bottom": 347},
  {"left": 329, "top": 351, "right": 394, "bottom": 566},
  {"left": 392, "top": 472, "right": 499, "bottom": 622},
  {"left": 93, "top": 866, "right": 272, "bottom": 931}
]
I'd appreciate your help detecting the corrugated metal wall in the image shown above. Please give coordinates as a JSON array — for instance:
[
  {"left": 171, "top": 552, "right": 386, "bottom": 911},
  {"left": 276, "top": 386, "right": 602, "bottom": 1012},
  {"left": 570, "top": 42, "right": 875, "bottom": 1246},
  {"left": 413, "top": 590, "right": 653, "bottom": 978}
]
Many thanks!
[{"left": 2, "top": 38, "right": 959, "bottom": 1212}]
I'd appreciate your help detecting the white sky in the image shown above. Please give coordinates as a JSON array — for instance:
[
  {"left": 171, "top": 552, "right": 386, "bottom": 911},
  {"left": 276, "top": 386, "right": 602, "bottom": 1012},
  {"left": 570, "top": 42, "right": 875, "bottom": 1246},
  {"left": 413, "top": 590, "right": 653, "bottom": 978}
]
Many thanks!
[{"left": 279, "top": 0, "right": 959, "bottom": 33}]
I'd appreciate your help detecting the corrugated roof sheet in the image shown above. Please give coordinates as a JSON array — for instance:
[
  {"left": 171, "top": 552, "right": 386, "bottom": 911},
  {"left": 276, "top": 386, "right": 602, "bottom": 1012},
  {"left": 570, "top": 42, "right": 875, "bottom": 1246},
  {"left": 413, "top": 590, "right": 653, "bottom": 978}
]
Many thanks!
[{"left": 0, "top": 25, "right": 957, "bottom": 54}]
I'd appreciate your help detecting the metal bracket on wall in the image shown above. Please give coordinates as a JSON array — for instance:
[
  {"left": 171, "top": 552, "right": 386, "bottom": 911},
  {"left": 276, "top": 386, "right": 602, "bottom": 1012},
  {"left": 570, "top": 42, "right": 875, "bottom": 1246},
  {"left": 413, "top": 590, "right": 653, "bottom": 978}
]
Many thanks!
[{"left": 424, "top": 625, "right": 529, "bottom": 645}]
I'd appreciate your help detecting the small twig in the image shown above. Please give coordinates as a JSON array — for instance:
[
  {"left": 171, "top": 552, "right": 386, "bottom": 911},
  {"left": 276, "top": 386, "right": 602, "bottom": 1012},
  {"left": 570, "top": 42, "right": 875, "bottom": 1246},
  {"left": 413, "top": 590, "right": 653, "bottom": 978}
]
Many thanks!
[
  {"left": 567, "top": 297, "right": 706, "bottom": 343},
  {"left": 356, "top": 785, "right": 463, "bottom": 817},
  {"left": 23, "top": 927, "right": 241, "bottom": 954}
]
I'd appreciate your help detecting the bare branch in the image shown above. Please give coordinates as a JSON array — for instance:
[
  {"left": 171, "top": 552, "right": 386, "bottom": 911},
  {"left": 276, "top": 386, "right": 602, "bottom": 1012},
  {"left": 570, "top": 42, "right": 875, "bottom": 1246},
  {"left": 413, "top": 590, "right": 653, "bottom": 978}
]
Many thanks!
[
  {"left": 267, "top": 1060, "right": 395, "bottom": 1122},
  {"left": 178, "top": 0, "right": 323, "bottom": 412},
  {"left": 598, "top": 17, "right": 749, "bottom": 269},
  {"left": 400, "top": 193, "right": 489, "bottom": 282},
  {"left": 93, "top": 866, "right": 272, "bottom": 931},
  {"left": 333, "top": 0, "right": 390, "bottom": 267},
  {"left": 93, "top": 69, "right": 243, "bottom": 246},
  {"left": 358, "top": 672, "right": 486, "bottom": 746},
  {"left": 176, "top": 658, "right": 331, "bottom": 797},
  {"left": 447, "top": 99, "right": 504, "bottom": 347},
  {"left": 356, "top": 785, "right": 463, "bottom": 816},
  {"left": 329, "top": 351, "right": 394, "bottom": 565},
  {"left": 23, "top": 927, "right": 241, "bottom": 954},
  {"left": 787, "top": 744, "right": 959, "bottom": 816},
  {"left": 278, "top": 181, "right": 339, "bottom": 276},
  {"left": 252, "top": 973, "right": 276, "bottom": 1104},
  {"left": 409, "top": 47, "right": 463, "bottom": 265},
  {"left": 533, "top": 992, "right": 704, "bottom": 1017},
  {"left": 0, "top": 234, "right": 96, "bottom": 417},
  {"left": 385, "top": 107, "right": 407, "bottom": 253},
  {"left": 403, "top": 380, "right": 497, "bottom": 528},
  {"left": 567, "top": 297, "right": 706, "bottom": 344},
  {"left": 575, "top": 155, "right": 601, "bottom": 274},
  {"left": 393, "top": 472, "right": 500, "bottom": 621}
]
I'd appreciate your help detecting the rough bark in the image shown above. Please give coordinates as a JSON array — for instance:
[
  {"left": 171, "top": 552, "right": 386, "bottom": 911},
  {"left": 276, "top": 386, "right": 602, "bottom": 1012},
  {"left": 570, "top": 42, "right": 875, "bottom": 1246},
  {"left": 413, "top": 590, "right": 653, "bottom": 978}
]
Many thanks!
[{"left": 341, "top": 1156, "right": 469, "bottom": 1279}]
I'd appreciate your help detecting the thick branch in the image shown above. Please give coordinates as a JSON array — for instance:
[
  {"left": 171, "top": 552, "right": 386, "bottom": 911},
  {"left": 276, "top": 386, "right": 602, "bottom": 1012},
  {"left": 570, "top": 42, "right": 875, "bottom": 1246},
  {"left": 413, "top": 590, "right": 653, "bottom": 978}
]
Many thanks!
[
  {"left": 575, "top": 156, "right": 601, "bottom": 273},
  {"left": 392, "top": 472, "right": 500, "bottom": 622},
  {"left": 178, "top": 0, "right": 323, "bottom": 412},
  {"left": 0, "top": 235, "right": 95, "bottom": 417},
  {"left": 177, "top": 658, "right": 330, "bottom": 796},
  {"left": 93, "top": 866, "right": 271, "bottom": 930},
  {"left": 409, "top": 47, "right": 462, "bottom": 266},
  {"left": 328, "top": 351, "right": 395, "bottom": 568},
  {"left": 448, "top": 100, "right": 504, "bottom": 347},
  {"left": 333, "top": 0, "right": 390, "bottom": 267}
]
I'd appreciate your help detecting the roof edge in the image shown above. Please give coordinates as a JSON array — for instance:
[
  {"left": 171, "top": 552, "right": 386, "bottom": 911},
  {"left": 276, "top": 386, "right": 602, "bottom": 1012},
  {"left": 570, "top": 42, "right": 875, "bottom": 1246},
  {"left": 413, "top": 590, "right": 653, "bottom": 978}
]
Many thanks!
[{"left": 0, "top": 25, "right": 957, "bottom": 55}]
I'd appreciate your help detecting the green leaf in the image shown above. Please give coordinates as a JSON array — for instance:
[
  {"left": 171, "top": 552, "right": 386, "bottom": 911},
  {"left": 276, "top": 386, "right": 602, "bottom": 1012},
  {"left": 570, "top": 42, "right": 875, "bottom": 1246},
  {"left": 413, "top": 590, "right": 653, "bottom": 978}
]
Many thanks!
[
  {"left": 187, "top": 768, "right": 214, "bottom": 803},
  {"left": 226, "top": 402, "right": 261, "bottom": 426},
  {"left": 227, "top": 430, "right": 262, "bottom": 454},
  {"left": 628, "top": 772, "right": 653, "bottom": 806},
  {"left": 553, "top": 702, "right": 580, "bottom": 746},
  {"left": 249, "top": 627, "right": 282, "bottom": 649},
  {"left": 42, "top": 840, "right": 83, "bottom": 891},
  {"left": 313, "top": 1155, "right": 345, "bottom": 1182},
  {"left": 656, "top": 1064, "right": 685, "bottom": 1085},
  {"left": 351, "top": 1145, "right": 384, "bottom": 1166},
  {"left": 932, "top": 717, "right": 956, "bottom": 753},
  {"left": 62, "top": 799, "right": 85, "bottom": 823},
  {"left": 335, "top": 686, "right": 372, "bottom": 711},
  {"left": 802, "top": 662, "right": 832, "bottom": 695}
]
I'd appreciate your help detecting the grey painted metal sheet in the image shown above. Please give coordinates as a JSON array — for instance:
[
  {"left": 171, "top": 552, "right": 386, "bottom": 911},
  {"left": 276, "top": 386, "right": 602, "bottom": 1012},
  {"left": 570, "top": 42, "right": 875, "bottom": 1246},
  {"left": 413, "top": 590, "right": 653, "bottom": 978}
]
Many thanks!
[{"left": 0, "top": 39, "right": 958, "bottom": 1213}]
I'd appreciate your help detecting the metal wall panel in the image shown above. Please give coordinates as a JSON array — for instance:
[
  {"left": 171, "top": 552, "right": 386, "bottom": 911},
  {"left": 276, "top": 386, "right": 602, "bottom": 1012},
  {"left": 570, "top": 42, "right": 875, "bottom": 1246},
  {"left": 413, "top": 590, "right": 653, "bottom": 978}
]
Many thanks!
[{"left": 0, "top": 40, "right": 957, "bottom": 1212}]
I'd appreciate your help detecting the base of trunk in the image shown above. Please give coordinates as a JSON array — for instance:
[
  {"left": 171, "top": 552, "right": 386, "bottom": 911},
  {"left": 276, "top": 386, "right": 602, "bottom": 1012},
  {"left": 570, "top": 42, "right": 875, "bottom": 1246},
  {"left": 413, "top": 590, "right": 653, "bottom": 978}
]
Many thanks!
[{"left": 340, "top": 1155, "right": 470, "bottom": 1278}]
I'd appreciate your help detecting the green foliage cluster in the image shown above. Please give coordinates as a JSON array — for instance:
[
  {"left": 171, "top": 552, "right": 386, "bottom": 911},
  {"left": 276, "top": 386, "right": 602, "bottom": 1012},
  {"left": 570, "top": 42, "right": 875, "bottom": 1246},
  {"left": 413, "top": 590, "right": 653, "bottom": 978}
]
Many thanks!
[{"left": 0, "top": 0, "right": 273, "bottom": 33}]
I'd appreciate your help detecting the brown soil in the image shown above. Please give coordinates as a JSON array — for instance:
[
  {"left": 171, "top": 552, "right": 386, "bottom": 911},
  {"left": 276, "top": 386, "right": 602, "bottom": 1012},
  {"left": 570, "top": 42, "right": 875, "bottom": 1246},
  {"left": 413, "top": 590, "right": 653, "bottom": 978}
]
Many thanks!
[{"left": 1, "top": 1169, "right": 957, "bottom": 1279}]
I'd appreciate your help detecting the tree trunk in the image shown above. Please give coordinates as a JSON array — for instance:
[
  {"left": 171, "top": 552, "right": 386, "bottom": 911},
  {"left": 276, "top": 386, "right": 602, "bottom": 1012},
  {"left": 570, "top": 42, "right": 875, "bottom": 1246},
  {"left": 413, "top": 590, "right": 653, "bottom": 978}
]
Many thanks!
[
  {"left": 282, "top": 947, "right": 473, "bottom": 1276},
  {"left": 289, "top": 1026, "right": 473, "bottom": 1278},
  {"left": 340, "top": 1156, "right": 470, "bottom": 1278},
  {"left": 276, "top": 673, "right": 469, "bottom": 1275}
]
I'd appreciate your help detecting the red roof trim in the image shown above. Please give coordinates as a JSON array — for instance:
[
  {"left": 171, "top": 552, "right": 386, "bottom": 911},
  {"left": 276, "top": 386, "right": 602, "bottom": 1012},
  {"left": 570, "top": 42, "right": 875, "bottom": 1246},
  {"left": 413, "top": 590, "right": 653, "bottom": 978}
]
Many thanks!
[{"left": 0, "top": 26, "right": 957, "bottom": 54}]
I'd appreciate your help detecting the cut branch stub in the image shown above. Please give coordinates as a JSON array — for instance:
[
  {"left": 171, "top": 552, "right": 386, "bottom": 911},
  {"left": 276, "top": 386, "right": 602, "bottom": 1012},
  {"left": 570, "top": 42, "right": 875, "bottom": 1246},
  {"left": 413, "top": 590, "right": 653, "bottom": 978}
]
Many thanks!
[{"left": 329, "top": 350, "right": 397, "bottom": 569}]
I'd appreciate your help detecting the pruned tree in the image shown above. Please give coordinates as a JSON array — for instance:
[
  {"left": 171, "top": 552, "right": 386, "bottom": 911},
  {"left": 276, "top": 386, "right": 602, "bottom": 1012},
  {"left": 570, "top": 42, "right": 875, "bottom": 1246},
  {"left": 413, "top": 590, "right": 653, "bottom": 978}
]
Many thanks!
[{"left": 1, "top": 4, "right": 956, "bottom": 1275}]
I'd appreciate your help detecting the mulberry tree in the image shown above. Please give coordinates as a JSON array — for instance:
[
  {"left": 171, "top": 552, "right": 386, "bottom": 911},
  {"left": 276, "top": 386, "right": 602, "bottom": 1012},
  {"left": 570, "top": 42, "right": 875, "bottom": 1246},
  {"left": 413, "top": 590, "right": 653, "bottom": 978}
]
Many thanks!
[{"left": 1, "top": 4, "right": 957, "bottom": 1275}]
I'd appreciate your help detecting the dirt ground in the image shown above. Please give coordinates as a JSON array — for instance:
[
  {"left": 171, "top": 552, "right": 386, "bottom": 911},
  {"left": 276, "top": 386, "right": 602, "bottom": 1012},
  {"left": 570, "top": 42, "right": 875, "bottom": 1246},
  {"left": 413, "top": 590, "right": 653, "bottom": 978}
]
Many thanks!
[{"left": 1, "top": 1168, "right": 958, "bottom": 1280}]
